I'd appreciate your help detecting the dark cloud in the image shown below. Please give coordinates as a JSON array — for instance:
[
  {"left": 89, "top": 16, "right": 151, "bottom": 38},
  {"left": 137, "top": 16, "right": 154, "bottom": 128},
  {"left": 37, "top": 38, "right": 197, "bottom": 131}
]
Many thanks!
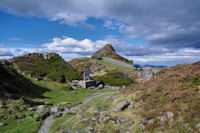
[
  {"left": 0, "top": 0, "right": 200, "bottom": 65},
  {"left": 0, "top": 0, "right": 200, "bottom": 48}
]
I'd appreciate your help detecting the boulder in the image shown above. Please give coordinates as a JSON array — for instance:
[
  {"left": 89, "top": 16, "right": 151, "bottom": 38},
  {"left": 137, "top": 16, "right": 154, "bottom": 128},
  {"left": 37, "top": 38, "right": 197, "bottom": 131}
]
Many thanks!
[
  {"left": 139, "top": 123, "right": 145, "bottom": 129},
  {"left": 108, "top": 120, "right": 115, "bottom": 124},
  {"left": 102, "top": 116, "right": 111, "bottom": 123},
  {"left": 0, "top": 122, "right": 4, "bottom": 126},
  {"left": 36, "top": 105, "right": 45, "bottom": 113},
  {"left": 50, "top": 107, "right": 60, "bottom": 113},
  {"left": 91, "top": 117, "right": 97, "bottom": 121},
  {"left": 99, "top": 115, "right": 110, "bottom": 123},
  {"left": 128, "top": 102, "right": 134, "bottom": 109},
  {"left": 80, "top": 118, "right": 89, "bottom": 122},
  {"left": 85, "top": 126, "right": 95, "bottom": 133},
  {"left": 196, "top": 122, "right": 200, "bottom": 128},
  {"left": 139, "top": 99, "right": 144, "bottom": 103},
  {"left": 166, "top": 111, "right": 174, "bottom": 121},
  {"left": 116, "top": 118, "right": 125, "bottom": 125},
  {"left": 157, "top": 116, "right": 166, "bottom": 125},
  {"left": 113, "top": 101, "right": 130, "bottom": 111}
]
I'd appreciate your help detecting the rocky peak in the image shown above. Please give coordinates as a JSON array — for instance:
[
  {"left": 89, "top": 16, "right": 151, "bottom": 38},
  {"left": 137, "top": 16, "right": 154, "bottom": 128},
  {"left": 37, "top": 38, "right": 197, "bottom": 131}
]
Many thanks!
[{"left": 93, "top": 44, "right": 133, "bottom": 64}]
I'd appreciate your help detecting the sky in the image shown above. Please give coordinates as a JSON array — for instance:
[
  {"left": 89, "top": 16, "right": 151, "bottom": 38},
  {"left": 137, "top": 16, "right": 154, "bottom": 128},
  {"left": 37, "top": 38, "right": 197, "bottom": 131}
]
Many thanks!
[{"left": 0, "top": 0, "right": 200, "bottom": 66}]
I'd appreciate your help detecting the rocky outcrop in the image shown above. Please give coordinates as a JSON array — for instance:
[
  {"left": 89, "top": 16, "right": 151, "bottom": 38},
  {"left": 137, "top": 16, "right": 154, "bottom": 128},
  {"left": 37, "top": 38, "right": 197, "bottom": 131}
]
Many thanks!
[{"left": 93, "top": 44, "right": 133, "bottom": 64}]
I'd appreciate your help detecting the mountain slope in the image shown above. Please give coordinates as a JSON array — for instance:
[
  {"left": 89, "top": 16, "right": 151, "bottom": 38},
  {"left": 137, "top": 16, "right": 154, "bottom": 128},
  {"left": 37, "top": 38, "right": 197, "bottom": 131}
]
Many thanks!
[
  {"left": 55, "top": 61, "right": 200, "bottom": 132},
  {"left": 12, "top": 53, "right": 81, "bottom": 82},
  {"left": 0, "top": 63, "right": 49, "bottom": 99},
  {"left": 93, "top": 44, "right": 133, "bottom": 64},
  {"left": 122, "top": 61, "right": 200, "bottom": 132}
]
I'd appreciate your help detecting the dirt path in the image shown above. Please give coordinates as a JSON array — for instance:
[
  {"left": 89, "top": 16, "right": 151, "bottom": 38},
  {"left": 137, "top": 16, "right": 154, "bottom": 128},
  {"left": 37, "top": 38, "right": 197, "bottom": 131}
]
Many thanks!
[{"left": 38, "top": 91, "right": 119, "bottom": 133}]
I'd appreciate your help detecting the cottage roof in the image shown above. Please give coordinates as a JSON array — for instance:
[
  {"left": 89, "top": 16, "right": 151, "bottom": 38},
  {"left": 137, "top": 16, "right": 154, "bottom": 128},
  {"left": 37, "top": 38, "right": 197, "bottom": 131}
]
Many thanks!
[{"left": 83, "top": 70, "right": 93, "bottom": 75}]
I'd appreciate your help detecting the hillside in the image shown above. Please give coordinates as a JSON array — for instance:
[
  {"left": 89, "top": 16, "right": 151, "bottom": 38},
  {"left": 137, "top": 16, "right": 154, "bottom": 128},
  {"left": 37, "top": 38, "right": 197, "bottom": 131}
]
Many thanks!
[
  {"left": 104, "top": 61, "right": 200, "bottom": 132},
  {"left": 93, "top": 44, "right": 133, "bottom": 64},
  {"left": 0, "top": 62, "right": 48, "bottom": 99},
  {"left": 51, "top": 61, "right": 200, "bottom": 132},
  {"left": 0, "top": 59, "right": 117, "bottom": 133},
  {"left": 69, "top": 57, "right": 138, "bottom": 86},
  {"left": 12, "top": 53, "right": 81, "bottom": 82}
]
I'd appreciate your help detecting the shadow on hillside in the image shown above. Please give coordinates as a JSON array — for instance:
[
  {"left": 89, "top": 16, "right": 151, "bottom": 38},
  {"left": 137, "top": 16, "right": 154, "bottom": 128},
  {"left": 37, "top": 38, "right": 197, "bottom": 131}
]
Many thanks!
[{"left": 0, "top": 64, "right": 50, "bottom": 106}]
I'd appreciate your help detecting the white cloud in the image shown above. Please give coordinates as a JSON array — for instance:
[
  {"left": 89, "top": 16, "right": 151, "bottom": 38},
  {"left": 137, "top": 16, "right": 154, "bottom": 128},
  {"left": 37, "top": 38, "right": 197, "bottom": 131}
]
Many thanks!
[
  {"left": 103, "top": 20, "right": 116, "bottom": 30},
  {"left": 1, "top": 0, "right": 200, "bottom": 48},
  {"left": 38, "top": 37, "right": 107, "bottom": 54},
  {"left": 0, "top": 36, "right": 199, "bottom": 66}
]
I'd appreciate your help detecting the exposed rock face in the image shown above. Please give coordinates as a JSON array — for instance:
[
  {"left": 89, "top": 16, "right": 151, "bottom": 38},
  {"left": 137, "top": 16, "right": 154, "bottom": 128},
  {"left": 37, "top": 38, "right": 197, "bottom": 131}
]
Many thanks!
[
  {"left": 113, "top": 101, "right": 130, "bottom": 111},
  {"left": 93, "top": 44, "right": 133, "bottom": 64}
]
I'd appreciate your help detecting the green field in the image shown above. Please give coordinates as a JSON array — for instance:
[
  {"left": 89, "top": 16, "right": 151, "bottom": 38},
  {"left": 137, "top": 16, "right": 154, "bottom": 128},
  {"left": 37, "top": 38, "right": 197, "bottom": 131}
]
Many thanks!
[{"left": 0, "top": 76, "right": 116, "bottom": 133}]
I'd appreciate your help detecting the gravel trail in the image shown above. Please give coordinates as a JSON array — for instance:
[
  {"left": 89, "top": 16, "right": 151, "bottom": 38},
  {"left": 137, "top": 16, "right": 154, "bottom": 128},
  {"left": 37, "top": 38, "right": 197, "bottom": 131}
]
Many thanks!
[{"left": 38, "top": 91, "right": 119, "bottom": 133}]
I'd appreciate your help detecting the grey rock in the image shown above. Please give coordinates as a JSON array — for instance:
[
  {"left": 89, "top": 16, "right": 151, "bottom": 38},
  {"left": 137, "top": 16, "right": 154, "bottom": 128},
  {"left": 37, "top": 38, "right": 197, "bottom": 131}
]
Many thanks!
[
  {"left": 147, "top": 119, "right": 154, "bottom": 124},
  {"left": 166, "top": 111, "right": 174, "bottom": 121},
  {"left": 107, "top": 96, "right": 116, "bottom": 101},
  {"left": 139, "top": 123, "right": 145, "bottom": 129},
  {"left": 80, "top": 118, "right": 89, "bottom": 122},
  {"left": 97, "top": 84, "right": 104, "bottom": 89},
  {"left": 75, "top": 130, "right": 82, "bottom": 133},
  {"left": 116, "top": 118, "right": 125, "bottom": 125},
  {"left": 114, "top": 101, "right": 130, "bottom": 111},
  {"left": 33, "top": 115, "right": 39, "bottom": 118},
  {"left": 36, "top": 105, "right": 45, "bottom": 113},
  {"left": 85, "top": 126, "right": 95, "bottom": 133},
  {"left": 128, "top": 102, "right": 134, "bottom": 109},
  {"left": 157, "top": 116, "right": 165, "bottom": 122},
  {"left": 0, "top": 122, "right": 4, "bottom": 126},
  {"left": 196, "top": 122, "right": 200, "bottom": 128},
  {"left": 99, "top": 115, "right": 110, "bottom": 123},
  {"left": 50, "top": 107, "right": 60, "bottom": 113},
  {"left": 91, "top": 117, "right": 97, "bottom": 121},
  {"left": 102, "top": 116, "right": 111, "bottom": 122},
  {"left": 139, "top": 99, "right": 144, "bottom": 103},
  {"left": 108, "top": 120, "right": 115, "bottom": 124},
  {"left": 93, "top": 110, "right": 100, "bottom": 115}
]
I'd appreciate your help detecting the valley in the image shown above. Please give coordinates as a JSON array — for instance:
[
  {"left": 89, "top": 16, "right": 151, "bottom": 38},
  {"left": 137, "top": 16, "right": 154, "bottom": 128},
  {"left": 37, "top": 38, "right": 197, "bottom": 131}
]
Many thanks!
[{"left": 0, "top": 44, "right": 199, "bottom": 133}]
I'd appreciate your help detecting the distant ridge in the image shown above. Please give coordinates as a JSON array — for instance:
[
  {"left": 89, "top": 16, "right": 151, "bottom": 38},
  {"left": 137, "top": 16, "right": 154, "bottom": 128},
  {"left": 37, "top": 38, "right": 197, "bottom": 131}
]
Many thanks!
[{"left": 93, "top": 44, "right": 133, "bottom": 64}]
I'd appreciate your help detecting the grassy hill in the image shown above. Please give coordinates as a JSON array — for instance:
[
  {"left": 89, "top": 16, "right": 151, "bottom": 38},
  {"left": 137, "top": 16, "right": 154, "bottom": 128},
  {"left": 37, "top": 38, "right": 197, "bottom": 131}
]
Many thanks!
[
  {"left": 93, "top": 44, "right": 133, "bottom": 64},
  {"left": 0, "top": 61, "right": 115, "bottom": 133},
  {"left": 69, "top": 57, "right": 138, "bottom": 86},
  {"left": 54, "top": 61, "right": 200, "bottom": 132},
  {"left": 12, "top": 53, "right": 81, "bottom": 82},
  {"left": 109, "top": 61, "right": 200, "bottom": 132}
]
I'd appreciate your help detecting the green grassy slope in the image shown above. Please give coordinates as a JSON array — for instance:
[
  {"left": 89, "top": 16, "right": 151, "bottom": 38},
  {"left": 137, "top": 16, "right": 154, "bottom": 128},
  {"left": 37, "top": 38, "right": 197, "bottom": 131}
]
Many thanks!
[{"left": 12, "top": 53, "right": 81, "bottom": 82}]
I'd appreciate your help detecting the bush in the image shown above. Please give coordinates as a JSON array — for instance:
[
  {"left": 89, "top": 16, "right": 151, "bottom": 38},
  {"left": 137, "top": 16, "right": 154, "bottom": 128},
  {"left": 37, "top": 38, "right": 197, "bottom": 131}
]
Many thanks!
[
  {"left": 94, "top": 72, "right": 132, "bottom": 86},
  {"left": 13, "top": 53, "right": 81, "bottom": 82}
]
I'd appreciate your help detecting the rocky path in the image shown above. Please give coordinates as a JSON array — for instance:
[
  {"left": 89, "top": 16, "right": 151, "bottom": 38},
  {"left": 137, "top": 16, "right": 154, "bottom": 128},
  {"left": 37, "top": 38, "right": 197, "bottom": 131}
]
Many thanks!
[{"left": 38, "top": 91, "right": 119, "bottom": 133}]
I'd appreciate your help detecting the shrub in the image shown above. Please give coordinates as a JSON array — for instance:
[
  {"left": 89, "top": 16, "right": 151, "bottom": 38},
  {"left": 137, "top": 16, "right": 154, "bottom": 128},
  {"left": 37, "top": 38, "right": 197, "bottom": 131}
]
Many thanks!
[
  {"left": 12, "top": 53, "right": 81, "bottom": 82},
  {"left": 94, "top": 72, "right": 132, "bottom": 86}
]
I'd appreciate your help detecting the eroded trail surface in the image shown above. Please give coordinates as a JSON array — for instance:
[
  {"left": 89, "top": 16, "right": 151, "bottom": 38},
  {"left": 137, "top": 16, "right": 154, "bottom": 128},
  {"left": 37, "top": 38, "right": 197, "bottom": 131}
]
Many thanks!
[{"left": 38, "top": 91, "right": 119, "bottom": 133}]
